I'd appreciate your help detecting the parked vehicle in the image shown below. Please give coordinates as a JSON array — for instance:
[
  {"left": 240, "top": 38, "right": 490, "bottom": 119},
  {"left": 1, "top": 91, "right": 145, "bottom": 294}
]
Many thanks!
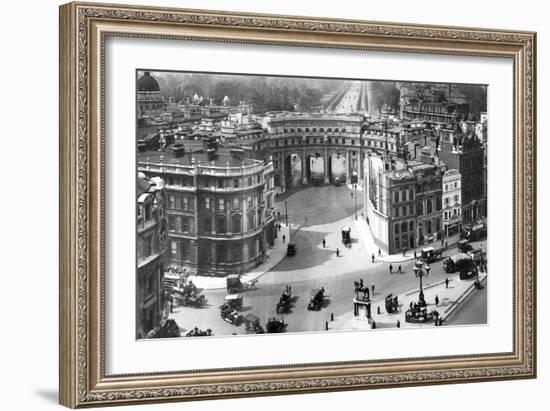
[
  {"left": 266, "top": 317, "right": 286, "bottom": 333},
  {"left": 443, "top": 253, "right": 474, "bottom": 273},
  {"left": 385, "top": 293, "right": 399, "bottom": 314},
  {"left": 287, "top": 241, "right": 297, "bottom": 256},
  {"left": 461, "top": 223, "right": 487, "bottom": 241},
  {"left": 425, "top": 233, "right": 435, "bottom": 243},
  {"left": 420, "top": 246, "right": 443, "bottom": 263},
  {"left": 307, "top": 288, "right": 325, "bottom": 311},
  {"left": 341, "top": 226, "right": 351, "bottom": 245},
  {"left": 244, "top": 313, "right": 264, "bottom": 334}
]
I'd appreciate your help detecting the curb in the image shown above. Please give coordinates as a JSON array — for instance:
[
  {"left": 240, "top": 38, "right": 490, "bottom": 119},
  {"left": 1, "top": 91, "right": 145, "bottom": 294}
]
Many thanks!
[{"left": 441, "top": 275, "right": 487, "bottom": 322}]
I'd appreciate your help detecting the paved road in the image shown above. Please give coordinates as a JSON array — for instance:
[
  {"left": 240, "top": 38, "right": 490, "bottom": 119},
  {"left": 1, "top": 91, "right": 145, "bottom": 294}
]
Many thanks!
[
  {"left": 171, "top": 186, "right": 487, "bottom": 336},
  {"left": 332, "top": 81, "right": 362, "bottom": 114},
  {"left": 444, "top": 278, "right": 488, "bottom": 326}
]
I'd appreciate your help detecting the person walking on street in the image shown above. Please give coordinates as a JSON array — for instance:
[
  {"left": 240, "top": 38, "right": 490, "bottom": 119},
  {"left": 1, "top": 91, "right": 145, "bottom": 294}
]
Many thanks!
[
  {"left": 336, "top": 248, "right": 340, "bottom": 257},
  {"left": 378, "top": 248, "right": 381, "bottom": 257},
  {"left": 322, "top": 238, "right": 326, "bottom": 248},
  {"left": 414, "top": 250, "right": 417, "bottom": 259},
  {"left": 389, "top": 264, "right": 393, "bottom": 274},
  {"left": 282, "top": 234, "right": 286, "bottom": 244},
  {"left": 371, "top": 282, "right": 375, "bottom": 296},
  {"left": 371, "top": 253, "right": 375, "bottom": 263},
  {"left": 398, "top": 264, "right": 402, "bottom": 274},
  {"left": 435, "top": 295, "right": 440, "bottom": 306},
  {"left": 445, "top": 277, "right": 449, "bottom": 289}
]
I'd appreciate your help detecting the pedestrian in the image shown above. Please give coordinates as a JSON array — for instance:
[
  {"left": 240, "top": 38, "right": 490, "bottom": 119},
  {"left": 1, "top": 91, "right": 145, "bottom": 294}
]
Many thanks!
[
  {"left": 389, "top": 264, "right": 393, "bottom": 274},
  {"left": 359, "top": 278, "right": 364, "bottom": 289},
  {"left": 282, "top": 234, "right": 286, "bottom": 243},
  {"left": 371, "top": 282, "right": 375, "bottom": 296},
  {"left": 277, "top": 211, "right": 281, "bottom": 220},
  {"left": 288, "top": 285, "right": 292, "bottom": 294},
  {"left": 336, "top": 248, "right": 340, "bottom": 257},
  {"left": 445, "top": 277, "right": 449, "bottom": 289},
  {"left": 435, "top": 295, "right": 440, "bottom": 306},
  {"left": 169, "top": 299, "right": 173, "bottom": 313},
  {"left": 414, "top": 250, "right": 417, "bottom": 259},
  {"left": 441, "top": 238, "right": 444, "bottom": 246},
  {"left": 445, "top": 241, "right": 448, "bottom": 250},
  {"left": 322, "top": 238, "right": 326, "bottom": 248},
  {"left": 398, "top": 264, "right": 402, "bottom": 274},
  {"left": 278, "top": 223, "right": 281, "bottom": 232},
  {"left": 371, "top": 253, "right": 375, "bottom": 263},
  {"left": 378, "top": 248, "right": 381, "bottom": 257},
  {"left": 397, "top": 320, "right": 401, "bottom": 328}
]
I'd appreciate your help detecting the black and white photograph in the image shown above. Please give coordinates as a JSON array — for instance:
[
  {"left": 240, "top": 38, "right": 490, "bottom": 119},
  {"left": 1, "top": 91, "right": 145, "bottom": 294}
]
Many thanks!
[{"left": 135, "top": 70, "right": 488, "bottom": 339}]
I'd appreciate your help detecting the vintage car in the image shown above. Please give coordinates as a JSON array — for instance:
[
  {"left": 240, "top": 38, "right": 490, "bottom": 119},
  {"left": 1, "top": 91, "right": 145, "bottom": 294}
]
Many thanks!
[
  {"left": 420, "top": 246, "right": 443, "bottom": 263},
  {"left": 265, "top": 317, "right": 287, "bottom": 333},
  {"left": 226, "top": 274, "right": 243, "bottom": 293},
  {"left": 224, "top": 294, "right": 243, "bottom": 311},
  {"left": 171, "top": 282, "right": 206, "bottom": 308},
  {"left": 276, "top": 289, "right": 292, "bottom": 314},
  {"left": 219, "top": 303, "right": 243, "bottom": 326},
  {"left": 307, "top": 288, "right": 325, "bottom": 311},
  {"left": 244, "top": 313, "right": 264, "bottom": 334},
  {"left": 443, "top": 253, "right": 474, "bottom": 273},
  {"left": 341, "top": 226, "right": 351, "bottom": 245},
  {"left": 287, "top": 241, "right": 297, "bottom": 256},
  {"left": 459, "top": 266, "right": 479, "bottom": 281},
  {"left": 385, "top": 293, "right": 399, "bottom": 314}
]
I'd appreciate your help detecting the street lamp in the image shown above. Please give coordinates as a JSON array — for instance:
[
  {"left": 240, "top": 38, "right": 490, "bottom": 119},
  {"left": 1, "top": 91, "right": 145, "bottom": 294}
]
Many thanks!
[
  {"left": 353, "top": 183, "right": 358, "bottom": 220},
  {"left": 285, "top": 200, "right": 290, "bottom": 242},
  {"left": 412, "top": 260, "right": 431, "bottom": 307}
]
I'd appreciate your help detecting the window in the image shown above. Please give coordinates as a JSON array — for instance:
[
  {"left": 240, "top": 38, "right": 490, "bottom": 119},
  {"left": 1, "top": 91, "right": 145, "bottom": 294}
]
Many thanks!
[
  {"left": 427, "top": 199, "right": 433, "bottom": 214},
  {"left": 205, "top": 198, "right": 210, "bottom": 210},
  {"left": 218, "top": 199, "right": 225, "bottom": 212},
  {"left": 217, "top": 179, "right": 224, "bottom": 189},
  {"left": 445, "top": 197, "right": 450, "bottom": 205},
  {"left": 204, "top": 217, "right": 212, "bottom": 233},
  {"left": 233, "top": 179, "right": 239, "bottom": 188},
  {"left": 454, "top": 194, "right": 459, "bottom": 203},
  {"left": 248, "top": 196, "right": 253, "bottom": 208},
  {"left": 394, "top": 192, "right": 399, "bottom": 203},
  {"left": 395, "top": 224, "right": 400, "bottom": 235},
  {"left": 217, "top": 216, "right": 226, "bottom": 234},
  {"left": 401, "top": 191, "right": 407, "bottom": 202},
  {"left": 233, "top": 198, "right": 240, "bottom": 210},
  {"left": 171, "top": 240, "right": 177, "bottom": 257},
  {"left": 168, "top": 195, "right": 175, "bottom": 208},
  {"left": 257, "top": 174, "right": 261, "bottom": 183},
  {"left": 247, "top": 212, "right": 255, "bottom": 230},
  {"left": 248, "top": 177, "right": 252, "bottom": 186},
  {"left": 232, "top": 214, "right": 241, "bottom": 233},
  {"left": 417, "top": 201, "right": 423, "bottom": 215},
  {"left": 183, "top": 197, "right": 188, "bottom": 210},
  {"left": 182, "top": 217, "right": 190, "bottom": 233}
]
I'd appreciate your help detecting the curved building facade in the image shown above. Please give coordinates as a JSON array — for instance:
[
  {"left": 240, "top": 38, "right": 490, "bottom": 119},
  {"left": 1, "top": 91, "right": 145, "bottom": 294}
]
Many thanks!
[{"left": 138, "top": 147, "right": 276, "bottom": 277}]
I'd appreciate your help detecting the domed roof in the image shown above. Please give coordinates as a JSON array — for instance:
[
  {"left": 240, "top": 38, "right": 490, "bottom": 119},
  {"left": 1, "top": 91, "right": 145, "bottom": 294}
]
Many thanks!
[{"left": 137, "top": 71, "right": 160, "bottom": 92}]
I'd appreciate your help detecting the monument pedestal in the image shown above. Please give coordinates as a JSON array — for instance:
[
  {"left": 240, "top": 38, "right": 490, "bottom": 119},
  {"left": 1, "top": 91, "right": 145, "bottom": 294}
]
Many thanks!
[{"left": 353, "top": 297, "right": 372, "bottom": 321}]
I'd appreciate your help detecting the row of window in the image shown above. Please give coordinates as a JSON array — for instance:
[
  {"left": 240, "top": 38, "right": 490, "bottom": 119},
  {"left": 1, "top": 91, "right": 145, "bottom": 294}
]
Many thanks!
[
  {"left": 168, "top": 195, "right": 194, "bottom": 211},
  {"left": 204, "top": 195, "right": 260, "bottom": 212},
  {"left": 279, "top": 127, "right": 349, "bottom": 133},
  {"left": 392, "top": 197, "right": 442, "bottom": 217},
  {"left": 204, "top": 211, "right": 261, "bottom": 235},
  {"left": 444, "top": 181, "right": 459, "bottom": 191},
  {"left": 443, "top": 209, "right": 461, "bottom": 220}
]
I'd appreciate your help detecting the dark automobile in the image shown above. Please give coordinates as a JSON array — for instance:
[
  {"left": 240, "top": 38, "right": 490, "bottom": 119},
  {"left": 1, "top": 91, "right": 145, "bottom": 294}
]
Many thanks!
[
  {"left": 443, "top": 253, "right": 474, "bottom": 273},
  {"left": 307, "top": 287, "right": 325, "bottom": 311},
  {"left": 244, "top": 313, "right": 264, "bottom": 334},
  {"left": 219, "top": 304, "right": 243, "bottom": 326},
  {"left": 287, "top": 241, "right": 297, "bottom": 256},
  {"left": 341, "top": 226, "right": 351, "bottom": 245},
  {"left": 276, "top": 289, "right": 292, "bottom": 314},
  {"left": 457, "top": 239, "right": 474, "bottom": 253},
  {"left": 266, "top": 317, "right": 286, "bottom": 333}
]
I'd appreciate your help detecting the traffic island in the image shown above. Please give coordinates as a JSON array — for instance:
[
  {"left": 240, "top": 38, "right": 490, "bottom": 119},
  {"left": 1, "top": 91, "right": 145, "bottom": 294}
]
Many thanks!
[{"left": 330, "top": 273, "right": 487, "bottom": 331}]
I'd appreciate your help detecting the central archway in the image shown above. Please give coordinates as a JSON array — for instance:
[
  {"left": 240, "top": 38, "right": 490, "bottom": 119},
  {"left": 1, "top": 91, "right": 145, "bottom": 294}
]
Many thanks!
[
  {"left": 330, "top": 152, "right": 347, "bottom": 184},
  {"left": 307, "top": 153, "right": 324, "bottom": 185},
  {"left": 284, "top": 153, "right": 302, "bottom": 187}
]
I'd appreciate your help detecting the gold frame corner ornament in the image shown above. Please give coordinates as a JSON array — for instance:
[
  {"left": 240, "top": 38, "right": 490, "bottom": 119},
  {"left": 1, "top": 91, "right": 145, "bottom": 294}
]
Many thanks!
[{"left": 59, "top": 1, "right": 536, "bottom": 408}]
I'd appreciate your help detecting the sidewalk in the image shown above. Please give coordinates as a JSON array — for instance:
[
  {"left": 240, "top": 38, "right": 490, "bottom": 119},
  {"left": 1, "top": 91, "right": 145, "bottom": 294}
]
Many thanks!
[
  {"left": 330, "top": 272, "right": 488, "bottom": 331},
  {"left": 354, "top": 218, "right": 416, "bottom": 263},
  {"left": 186, "top": 224, "right": 290, "bottom": 290}
]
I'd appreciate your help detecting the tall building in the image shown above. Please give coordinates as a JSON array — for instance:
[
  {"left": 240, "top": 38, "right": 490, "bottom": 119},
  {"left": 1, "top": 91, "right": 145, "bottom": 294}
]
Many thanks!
[
  {"left": 137, "top": 144, "right": 276, "bottom": 277},
  {"left": 442, "top": 169, "right": 463, "bottom": 236},
  {"left": 136, "top": 173, "right": 167, "bottom": 338},
  {"left": 438, "top": 128, "right": 486, "bottom": 223},
  {"left": 363, "top": 154, "right": 444, "bottom": 254}
]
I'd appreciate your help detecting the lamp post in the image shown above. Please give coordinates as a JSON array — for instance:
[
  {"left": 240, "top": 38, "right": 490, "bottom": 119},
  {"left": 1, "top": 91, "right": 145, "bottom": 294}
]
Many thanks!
[
  {"left": 285, "top": 200, "right": 290, "bottom": 241},
  {"left": 413, "top": 261, "right": 431, "bottom": 307},
  {"left": 353, "top": 183, "right": 357, "bottom": 220}
]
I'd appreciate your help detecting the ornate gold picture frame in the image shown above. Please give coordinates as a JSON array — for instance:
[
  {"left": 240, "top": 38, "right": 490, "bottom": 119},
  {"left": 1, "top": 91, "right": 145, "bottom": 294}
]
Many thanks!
[{"left": 59, "top": 1, "right": 536, "bottom": 408}]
